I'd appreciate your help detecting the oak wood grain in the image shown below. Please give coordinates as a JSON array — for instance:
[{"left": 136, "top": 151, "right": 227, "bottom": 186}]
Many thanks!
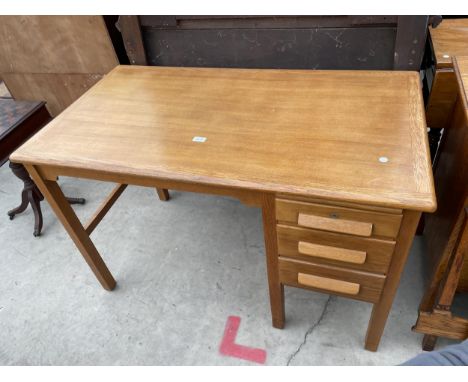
[
  {"left": 84, "top": 184, "right": 127, "bottom": 235},
  {"left": 36, "top": 163, "right": 264, "bottom": 207},
  {"left": 262, "top": 194, "right": 285, "bottom": 328},
  {"left": 277, "top": 224, "right": 395, "bottom": 274},
  {"left": 454, "top": 56, "right": 468, "bottom": 113},
  {"left": 425, "top": 70, "right": 458, "bottom": 129},
  {"left": 11, "top": 65, "right": 435, "bottom": 211},
  {"left": 276, "top": 199, "right": 402, "bottom": 238},
  {"left": 298, "top": 212, "right": 373, "bottom": 237},
  {"left": 413, "top": 57, "right": 468, "bottom": 349},
  {"left": 365, "top": 210, "right": 422, "bottom": 351},
  {"left": 430, "top": 19, "right": 468, "bottom": 69},
  {"left": 414, "top": 311, "right": 468, "bottom": 340},
  {"left": 436, "top": 210, "right": 468, "bottom": 307},
  {"left": 421, "top": 57, "right": 468, "bottom": 292},
  {"left": 26, "top": 165, "right": 116, "bottom": 290},
  {"left": 279, "top": 257, "right": 385, "bottom": 303},
  {"left": 419, "top": 57, "right": 468, "bottom": 317},
  {"left": 156, "top": 188, "right": 170, "bottom": 201},
  {"left": 8, "top": 65, "right": 437, "bottom": 351},
  {"left": 298, "top": 241, "right": 367, "bottom": 265},
  {"left": 298, "top": 273, "right": 360, "bottom": 295},
  {"left": 275, "top": 194, "right": 403, "bottom": 214}
]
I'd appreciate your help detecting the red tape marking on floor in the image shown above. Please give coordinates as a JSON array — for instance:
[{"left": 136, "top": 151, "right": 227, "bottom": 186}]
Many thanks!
[{"left": 219, "top": 315, "right": 267, "bottom": 364}]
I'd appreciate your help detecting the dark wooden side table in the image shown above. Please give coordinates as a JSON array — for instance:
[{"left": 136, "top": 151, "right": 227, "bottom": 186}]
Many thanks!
[{"left": 0, "top": 98, "right": 84, "bottom": 236}]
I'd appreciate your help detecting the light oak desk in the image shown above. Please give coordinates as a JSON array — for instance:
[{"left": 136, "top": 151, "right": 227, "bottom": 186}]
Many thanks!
[{"left": 11, "top": 66, "right": 436, "bottom": 351}]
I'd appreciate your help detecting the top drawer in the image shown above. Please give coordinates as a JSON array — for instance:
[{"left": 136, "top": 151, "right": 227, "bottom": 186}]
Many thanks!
[{"left": 276, "top": 199, "right": 402, "bottom": 239}]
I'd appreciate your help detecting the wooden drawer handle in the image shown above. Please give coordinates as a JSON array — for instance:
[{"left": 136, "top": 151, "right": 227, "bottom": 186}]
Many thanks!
[
  {"left": 298, "top": 273, "right": 360, "bottom": 295},
  {"left": 298, "top": 213, "right": 373, "bottom": 237},
  {"left": 298, "top": 241, "right": 367, "bottom": 264}
]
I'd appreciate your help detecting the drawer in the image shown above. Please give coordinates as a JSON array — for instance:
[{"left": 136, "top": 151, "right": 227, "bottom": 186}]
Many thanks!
[
  {"left": 276, "top": 199, "right": 402, "bottom": 238},
  {"left": 279, "top": 257, "right": 386, "bottom": 303},
  {"left": 277, "top": 225, "right": 395, "bottom": 274}
]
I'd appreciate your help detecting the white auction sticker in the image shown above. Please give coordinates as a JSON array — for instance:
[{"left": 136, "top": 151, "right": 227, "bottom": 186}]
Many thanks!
[{"left": 192, "top": 136, "right": 207, "bottom": 143}]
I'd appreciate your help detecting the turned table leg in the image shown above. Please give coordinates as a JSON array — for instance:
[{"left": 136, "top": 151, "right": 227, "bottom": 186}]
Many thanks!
[
  {"left": 8, "top": 161, "right": 44, "bottom": 236},
  {"left": 8, "top": 161, "right": 86, "bottom": 237}
]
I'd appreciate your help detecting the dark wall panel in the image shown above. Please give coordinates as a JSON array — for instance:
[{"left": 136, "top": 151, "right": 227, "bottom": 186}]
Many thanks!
[{"left": 143, "top": 27, "right": 396, "bottom": 70}]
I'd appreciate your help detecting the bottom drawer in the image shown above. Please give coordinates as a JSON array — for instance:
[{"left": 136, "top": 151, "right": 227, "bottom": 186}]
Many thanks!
[{"left": 279, "top": 257, "right": 386, "bottom": 303}]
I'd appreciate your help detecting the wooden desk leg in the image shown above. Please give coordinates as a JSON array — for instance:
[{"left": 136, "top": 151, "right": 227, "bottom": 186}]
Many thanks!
[
  {"left": 156, "top": 188, "right": 170, "bottom": 201},
  {"left": 262, "top": 193, "right": 285, "bottom": 329},
  {"left": 422, "top": 334, "right": 438, "bottom": 351},
  {"left": 25, "top": 164, "right": 116, "bottom": 291},
  {"left": 364, "top": 210, "right": 421, "bottom": 351}
]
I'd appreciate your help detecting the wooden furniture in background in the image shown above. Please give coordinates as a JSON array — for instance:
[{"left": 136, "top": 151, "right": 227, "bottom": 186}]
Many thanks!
[
  {"left": 414, "top": 207, "right": 468, "bottom": 351},
  {"left": 0, "top": 16, "right": 119, "bottom": 117},
  {"left": 0, "top": 99, "right": 85, "bottom": 236},
  {"left": 0, "top": 100, "right": 49, "bottom": 166},
  {"left": 10, "top": 66, "right": 435, "bottom": 351},
  {"left": 117, "top": 15, "right": 440, "bottom": 71},
  {"left": 0, "top": 80, "right": 10, "bottom": 98},
  {"left": 414, "top": 56, "right": 468, "bottom": 350},
  {"left": 0, "top": 16, "right": 169, "bottom": 212},
  {"left": 425, "top": 18, "right": 468, "bottom": 160}
]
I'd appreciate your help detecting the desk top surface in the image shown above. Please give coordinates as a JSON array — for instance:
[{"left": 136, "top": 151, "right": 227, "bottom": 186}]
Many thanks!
[
  {"left": 430, "top": 18, "right": 468, "bottom": 69},
  {"left": 11, "top": 65, "right": 435, "bottom": 211}
]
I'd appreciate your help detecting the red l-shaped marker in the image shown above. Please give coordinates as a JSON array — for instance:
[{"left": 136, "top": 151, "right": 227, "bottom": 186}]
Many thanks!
[{"left": 219, "top": 316, "right": 267, "bottom": 364}]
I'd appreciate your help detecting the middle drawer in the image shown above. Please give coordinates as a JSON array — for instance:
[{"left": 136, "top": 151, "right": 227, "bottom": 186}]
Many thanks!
[{"left": 277, "top": 224, "right": 395, "bottom": 274}]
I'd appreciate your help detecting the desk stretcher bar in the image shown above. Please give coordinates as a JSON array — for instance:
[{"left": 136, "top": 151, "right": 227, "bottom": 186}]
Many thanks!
[{"left": 84, "top": 184, "right": 128, "bottom": 235}]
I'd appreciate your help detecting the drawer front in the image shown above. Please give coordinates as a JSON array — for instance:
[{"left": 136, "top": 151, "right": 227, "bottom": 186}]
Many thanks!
[
  {"left": 277, "top": 225, "right": 395, "bottom": 274},
  {"left": 279, "top": 257, "right": 386, "bottom": 303},
  {"left": 276, "top": 199, "right": 402, "bottom": 238}
]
